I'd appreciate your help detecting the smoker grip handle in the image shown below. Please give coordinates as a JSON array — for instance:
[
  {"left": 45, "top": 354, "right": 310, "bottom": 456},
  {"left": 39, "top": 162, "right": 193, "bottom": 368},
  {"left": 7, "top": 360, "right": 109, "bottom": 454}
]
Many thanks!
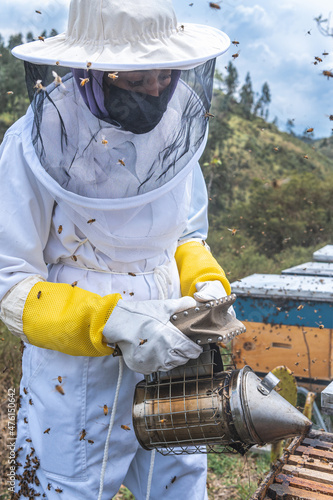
[{"left": 170, "top": 294, "right": 246, "bottom": 345}]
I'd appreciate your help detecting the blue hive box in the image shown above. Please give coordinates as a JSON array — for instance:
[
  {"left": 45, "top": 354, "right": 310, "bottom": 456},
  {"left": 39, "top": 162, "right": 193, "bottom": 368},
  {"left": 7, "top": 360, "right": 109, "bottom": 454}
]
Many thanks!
[{"left": 231, "top": 246, "right": 333, "bottom": 392}]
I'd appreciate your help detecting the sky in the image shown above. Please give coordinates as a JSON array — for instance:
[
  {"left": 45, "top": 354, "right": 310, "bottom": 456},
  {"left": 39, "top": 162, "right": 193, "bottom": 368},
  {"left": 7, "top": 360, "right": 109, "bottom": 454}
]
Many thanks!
[{"left": 1, "top": 0, "right": 333, "bottom": 138}]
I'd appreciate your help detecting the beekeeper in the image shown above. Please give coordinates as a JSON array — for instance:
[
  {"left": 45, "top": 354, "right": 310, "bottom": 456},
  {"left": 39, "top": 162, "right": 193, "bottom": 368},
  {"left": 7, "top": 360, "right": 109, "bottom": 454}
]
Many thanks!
[{"left": 0, "top": 0, "right": 231, "bottom": 498}]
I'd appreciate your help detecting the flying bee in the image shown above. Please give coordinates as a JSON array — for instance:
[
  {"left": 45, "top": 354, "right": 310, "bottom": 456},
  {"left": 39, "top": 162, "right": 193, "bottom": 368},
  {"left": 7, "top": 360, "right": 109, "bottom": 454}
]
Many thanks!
[
  {"left": 204, "top": 111, "right": 214, "bottom": 119},
  {"left": 55, "top": 488, "right": 63, "bottom": 493},
  {"left": 52, "top": 71, "right": 65, "bottom": 89},
  {"left": 108, "top": 72, "right": 119, "bottom": 80},
  {"left": 209, "top": 2, "right": 221, "bottom": 9},
  {"left": 29, "top": 399, "right": 33, "bottom": 405},
  {"left": 56, "top": 61, "right": 60, "bottom": 66},
  {"left": 139, "top": 338, "right": 148, "bottom": 346},
  {"left": 88, "top": 439, "right": 94, "bottom": 444},
  {"left": 101, "top": 138, "right": 108, "bottom": 146},
  {"left": 98, "top": 404, "right": 109, "bottom": 416},
  {"left": 232, "top": 51, "right": 240, "bottom": 60},
  {"left": 35, "top": 10, "right": 42, "bottom": 14},
  {"left": 179, "top": 24, "right": 185, "bottom": 31},
  {"left": 71, "top": 281, "right": 78, "bottom": 287},
  {"left": 323, "top": 70, "right": 333, "bottom": 79},
  {"left": 297, "top": 304, "right": 304, "bottom": 310},
  {"left": 80, "top": 78, "right": 90, "bottom": 87},
  {"left": 26, "top": 438, "right": 32, "bottom": 443},
  {"left": 87, "top": 218, "right": 96, "bottom": 224},
  {"left": 79, "top": 429, "right": 86, "bottom": 441},
  {"left": 47, "top": 483, "right": 52, "bottom": 491},
  {"left": 55, "top": 384, "right": 65, "bottom": 395},
  {"left": 159, "top": 419, "right": 167, "bottom": 424},
  {"left": 57, "top": 225, "right": 63, "bottom": 234},
  {"left": 326, "top": 114, "right": 333, "bottom": 121},
  {"left": 323, "top": 51, "right": 329, "bottom": 56},
  {"left": 24, "top": 417, "right": 28, "bottom": 424},
  {"left": 6, "top": 91, "right": 14, "bottom": 95},
  {"left": 118, "top": 159, "right": 126, "bottom": 166},
  {"left": 44, "top": 428, "right": 51, "bottom": 434},
  {"left": 72, "top": 255, "right": 78, "bottom": 262},
  {"left": 34, "top": 80, "right": 46, "bottom": 92},
  {"left": 38, "top": 36, "right": 45, "bottom": 42},
  {"left": 121, "top": 424, "right": 131, "bottom": 431},
  {"left": 23, "top": 387, "right": 28, "bottom": 395},
  {"left": 227, "top": 228, "right": 238, "bottom": 236},
  {"left": 86, "top": 62, "right": 92, "bottom": 69},
  {"left": 232, "top": 40, "right": 239, "bottom": 46},
  {"left": 303, "top": 155, "right": 309, "bottom": 159},
  {"left": 306, "top": 128, "right": 314, "bottom": 133},
  {"left": 171, "top": 476, "right": 177, "bottom": 484},
  {"left": 37, "top": 291, "right": 42, "bottom": 299}
]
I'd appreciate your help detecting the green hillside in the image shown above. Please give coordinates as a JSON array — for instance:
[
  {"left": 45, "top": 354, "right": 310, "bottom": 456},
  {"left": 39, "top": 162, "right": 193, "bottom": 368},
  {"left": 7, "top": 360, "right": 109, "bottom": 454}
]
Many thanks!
[{"left": 201, "top": 91, "right": 333, "bottom": 281}]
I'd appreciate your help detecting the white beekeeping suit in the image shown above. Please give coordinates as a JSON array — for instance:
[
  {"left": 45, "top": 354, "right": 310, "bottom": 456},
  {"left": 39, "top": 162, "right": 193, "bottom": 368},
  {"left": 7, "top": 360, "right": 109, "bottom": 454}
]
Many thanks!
[{"left": 0, "top": 0, "right": 231, "bottom": 498}]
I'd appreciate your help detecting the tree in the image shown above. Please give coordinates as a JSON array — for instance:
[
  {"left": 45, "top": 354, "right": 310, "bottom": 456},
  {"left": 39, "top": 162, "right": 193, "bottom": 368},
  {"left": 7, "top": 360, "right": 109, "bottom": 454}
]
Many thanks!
[
  {"left": 239, "top": 174, "right": 333, "bottom": 257},
  {"left": 49, "top": 29, "right": 59, "bottom": 37},
  {"left": 213, "top": 69, "right": 224, "bottom": 91},
  {"left": 315, "top": 14, "right": 333, "bottom": 36},
  {"left": 239, "top": 72, "right": 254, "bottom": 119},
  {"left": 0, "top": 32, "right": 29, "bottom": 126},
  {"left": 26, "top": 32, "right": 34, "bottom": 43},
  {"left": 224, "top": 61, "right": 238, "bottom": 98},
  {"left": 286, "top": 118, "right": 295, "bottom": 135},
  {"left": 7, "top": 33, "right": 24, "bottom": 50}
]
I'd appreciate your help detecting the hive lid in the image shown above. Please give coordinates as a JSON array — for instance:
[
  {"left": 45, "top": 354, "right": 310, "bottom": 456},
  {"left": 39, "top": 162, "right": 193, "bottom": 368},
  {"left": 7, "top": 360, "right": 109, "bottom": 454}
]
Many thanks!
[
  {"left": 231, "top": 274, "right": 333, "bottom": 302},
  {"left": 281, "top": 261, "right": 333, "bottom": 277},
  {"left": 313, "top": 245, "right": 333, "bottom": 263}
]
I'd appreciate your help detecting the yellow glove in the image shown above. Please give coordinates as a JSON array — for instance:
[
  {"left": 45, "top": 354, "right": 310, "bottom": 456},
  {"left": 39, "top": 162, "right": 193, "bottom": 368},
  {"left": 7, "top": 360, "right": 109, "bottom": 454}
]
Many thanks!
[
  {"left": 175, "top": 240, "right": 231, "bottom": 298},
  {"left": 22, "top": 281, "right": 121, "bottom": 357}
]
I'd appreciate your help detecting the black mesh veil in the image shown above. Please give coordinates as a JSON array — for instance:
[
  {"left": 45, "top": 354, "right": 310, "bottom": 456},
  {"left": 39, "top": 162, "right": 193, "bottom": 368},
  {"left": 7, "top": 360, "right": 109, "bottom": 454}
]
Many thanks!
[{"left": 23, "top": 59, "right": 216, "bottom": 199}]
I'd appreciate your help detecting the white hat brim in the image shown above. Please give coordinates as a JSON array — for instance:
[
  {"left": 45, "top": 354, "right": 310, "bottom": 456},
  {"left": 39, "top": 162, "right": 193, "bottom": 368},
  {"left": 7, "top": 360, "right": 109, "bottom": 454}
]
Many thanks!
[{"left": 12, "top": 24, "right": 230, "bottom": 70}]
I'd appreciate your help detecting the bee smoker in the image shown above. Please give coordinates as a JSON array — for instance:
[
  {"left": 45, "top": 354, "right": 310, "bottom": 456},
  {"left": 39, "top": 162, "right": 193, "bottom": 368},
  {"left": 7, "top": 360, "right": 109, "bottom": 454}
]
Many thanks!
[{"left": 132, "top": 294, "right": 312, "bottom": 455}]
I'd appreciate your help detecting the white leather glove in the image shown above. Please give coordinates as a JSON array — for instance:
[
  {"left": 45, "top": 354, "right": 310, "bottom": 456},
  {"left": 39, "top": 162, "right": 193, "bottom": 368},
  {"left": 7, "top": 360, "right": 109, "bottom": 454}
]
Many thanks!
[
  {"left": 102, "top": 297, "right": 203, "bottom": 374},
  {"left": 194, "top": 281, "right": 236, "bottom": 317}
]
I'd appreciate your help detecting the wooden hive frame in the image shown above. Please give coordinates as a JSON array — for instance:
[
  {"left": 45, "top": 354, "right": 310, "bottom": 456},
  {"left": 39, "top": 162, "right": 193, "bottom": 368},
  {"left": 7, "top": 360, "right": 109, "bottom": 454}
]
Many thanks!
[{"left": 251, "top": 429, "right": 333, "bottom": 499}]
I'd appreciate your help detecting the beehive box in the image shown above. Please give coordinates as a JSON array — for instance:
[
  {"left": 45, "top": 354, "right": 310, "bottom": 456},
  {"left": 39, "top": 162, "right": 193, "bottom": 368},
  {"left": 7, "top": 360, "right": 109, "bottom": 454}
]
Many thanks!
[{"left": 231, "top": 273, "right": 333, "bottom": 392}]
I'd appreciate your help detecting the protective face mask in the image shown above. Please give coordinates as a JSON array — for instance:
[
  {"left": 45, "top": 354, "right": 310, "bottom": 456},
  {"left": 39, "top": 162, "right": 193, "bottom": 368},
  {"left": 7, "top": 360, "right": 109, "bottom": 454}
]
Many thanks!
[{"left": 103, "top": 84, "right": 171, "bottom": 134}]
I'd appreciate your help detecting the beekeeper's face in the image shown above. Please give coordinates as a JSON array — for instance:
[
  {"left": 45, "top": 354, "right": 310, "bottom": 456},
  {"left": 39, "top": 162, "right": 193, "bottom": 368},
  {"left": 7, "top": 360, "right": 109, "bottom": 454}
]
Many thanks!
[{"left": 107, "top": 69, "right": 172, "bottom": 96}]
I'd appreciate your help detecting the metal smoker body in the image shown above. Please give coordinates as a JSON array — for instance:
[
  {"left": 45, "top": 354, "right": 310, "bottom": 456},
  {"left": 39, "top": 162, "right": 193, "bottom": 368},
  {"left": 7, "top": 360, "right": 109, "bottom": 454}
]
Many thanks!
[{"left": 132, "top": 295, "right": 312, "bottom": 455}]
